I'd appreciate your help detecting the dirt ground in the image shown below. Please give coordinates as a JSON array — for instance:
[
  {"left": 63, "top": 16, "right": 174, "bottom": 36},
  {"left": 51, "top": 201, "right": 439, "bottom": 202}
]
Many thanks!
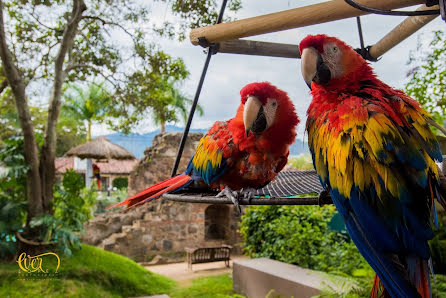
[{"left": 144, "top": 255, "right": 249, "bottom": 286}]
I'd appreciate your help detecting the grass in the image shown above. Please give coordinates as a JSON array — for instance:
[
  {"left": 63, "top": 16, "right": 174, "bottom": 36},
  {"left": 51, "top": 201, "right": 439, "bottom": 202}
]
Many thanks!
[
  {"left": 288, "top": 153, "right": 314, "bottom": 170},
  {"left": 2, "top": 244, "right": 444, "bottom": 298},
  {"left": 0, "top": 244, "right": 176, "bottom": 297},
  {"left": 169, "top": 274, "right": 242, "bottom": 298}
]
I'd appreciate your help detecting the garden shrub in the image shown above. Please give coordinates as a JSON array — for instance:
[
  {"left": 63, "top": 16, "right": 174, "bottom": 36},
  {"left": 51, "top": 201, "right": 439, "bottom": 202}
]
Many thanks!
[
  {"left": 240, "top": 205, "right": 369, "bottom": 275},
  {"left": 112, "top": 177, "right": 128, "bottom": 189},
  {"left": 0, "top": 136, "right": 28, "bottom": 259}
]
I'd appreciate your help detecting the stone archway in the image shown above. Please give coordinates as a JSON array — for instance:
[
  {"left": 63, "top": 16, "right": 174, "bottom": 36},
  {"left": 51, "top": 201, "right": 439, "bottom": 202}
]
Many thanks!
[{"left": 204, "top": 204, "right": 230, "bottom": 240}]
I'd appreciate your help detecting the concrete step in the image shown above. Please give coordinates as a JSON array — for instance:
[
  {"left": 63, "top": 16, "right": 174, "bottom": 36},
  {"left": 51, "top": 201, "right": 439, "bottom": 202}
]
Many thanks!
[{"left": 233, "top": 258, "right": 358, "bottom": 297}]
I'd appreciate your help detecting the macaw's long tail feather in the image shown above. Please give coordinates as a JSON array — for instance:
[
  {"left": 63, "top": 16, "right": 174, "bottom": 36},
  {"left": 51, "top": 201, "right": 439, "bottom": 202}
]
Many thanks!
[
  {"left": 407, "top": 256, "right": 431, "bottom": 298},
  {"left": 371, "top": 275, "right": 391, "bottom": 298},
  {"left": 107, "top": 174, "right": 192, "bottom": 209}
]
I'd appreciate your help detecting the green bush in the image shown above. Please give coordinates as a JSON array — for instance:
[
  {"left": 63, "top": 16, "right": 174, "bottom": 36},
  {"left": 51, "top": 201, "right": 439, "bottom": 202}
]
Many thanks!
[
  {"left": 95, "top": 188, "right": 127, "bottom": 214},
  {"left": 112, "top": 177, "right": 128, "bottom": 189},
  {"left": 240, "top": 205, "right": 369, "bottom": 275},
  {"left": 0, "top": 136, "right": 28, "bottom": 259},
  {"left": 429, "top": 220, "right": 446, "bottom": 274},
  {"left": 30, "top": 170, "right": 97, "bottom": 256}
]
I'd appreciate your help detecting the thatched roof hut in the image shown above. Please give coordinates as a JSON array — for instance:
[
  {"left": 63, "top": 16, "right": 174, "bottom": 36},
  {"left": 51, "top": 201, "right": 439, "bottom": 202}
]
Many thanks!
[{"left": 65, "top": 136, "right": 135, "bottom": 160}]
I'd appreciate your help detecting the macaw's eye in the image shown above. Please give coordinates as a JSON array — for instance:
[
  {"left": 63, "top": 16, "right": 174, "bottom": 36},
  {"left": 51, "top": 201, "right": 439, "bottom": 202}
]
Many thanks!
[
  {"left": 332, "top": 46, "right": 338, "bottom": 53},
  {"left": 272, "top": 102, "right": 277, "bottom": 107}
]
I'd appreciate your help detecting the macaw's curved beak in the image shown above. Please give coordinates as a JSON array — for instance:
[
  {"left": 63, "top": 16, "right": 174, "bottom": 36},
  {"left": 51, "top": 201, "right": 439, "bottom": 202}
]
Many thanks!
[
  {"left": 300, "top": 47, "right": 331, "bottom": 90},
  {"left": 243, "top": 96, "right": 267, "bottom": 137}
]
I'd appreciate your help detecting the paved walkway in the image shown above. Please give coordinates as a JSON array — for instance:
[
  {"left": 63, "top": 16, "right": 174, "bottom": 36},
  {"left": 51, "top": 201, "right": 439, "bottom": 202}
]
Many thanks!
[{"left": 144, "top": 255, "right": 249, "bottom": 286}]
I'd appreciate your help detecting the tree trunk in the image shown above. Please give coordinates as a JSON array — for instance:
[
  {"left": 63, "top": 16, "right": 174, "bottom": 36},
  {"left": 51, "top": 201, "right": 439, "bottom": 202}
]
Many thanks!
[
  {"left": 160, "top": 121, "right": 166, "bottom": 134},
  {"left": 0, "top": 1, "right": 43, "bottom": 222},
  {"left": 40, "top": 0, "right": 87, "bottom": 213},
  {"left": 87, "top": 120, "right": 91, "bottom": 141}
]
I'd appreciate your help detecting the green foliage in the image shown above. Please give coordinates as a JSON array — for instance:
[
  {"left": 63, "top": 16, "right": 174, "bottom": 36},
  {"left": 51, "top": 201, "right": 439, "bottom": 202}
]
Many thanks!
[
  {"left": 0, "top": 244, "right": 176, "bottom": 297},
  {"left": 240, "top": 205, "right": 369, "bottom": 275},
  {"left": 288, "top": 153, "right": 314, "bottom": 170},
  {"left": 433, "top": 274, "right": 446, "bottom": 297},
  {"left": 0, "top": 93, "right": 85, "bottom": 156},
  {"left": 169, "top": 274, "right": 242, "bottom": 298},
  {"left": 429, "top": 219, "right": 446, "bottom": 274},
  {"left": 29, "top": 170, "right": 97, "bottom": 256},
  {"left": 95, "top": 188, "right": 127, "bottom": 214},
  {"left": 150, "top": 80, "right": 204, "bottom": 132},
  {"left": 0, "top": 136, "right": 28, "bottom": 259},
  {"left": 63, "top": 83, "right": 112, "bottom": 140},
  {"left": 112, "top": 177, "right": 128, "bottom": 189},
  {"left": 406, "top": 30, "right": 446, "bottom": 126},
  {"left": 106, "top": 52, "right": 194, "bottom": 132},
  {"left": 54, "top": 170, "right": 96, "bottom": 231},
  {"left": 155, "top": 0, "right": 242, "bottom": 41}
]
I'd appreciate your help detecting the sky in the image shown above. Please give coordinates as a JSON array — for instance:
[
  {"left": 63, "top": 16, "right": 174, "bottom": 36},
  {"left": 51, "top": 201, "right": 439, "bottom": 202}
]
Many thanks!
[{"left": 93, "top": 0, "right": 446, "bottom": 141}]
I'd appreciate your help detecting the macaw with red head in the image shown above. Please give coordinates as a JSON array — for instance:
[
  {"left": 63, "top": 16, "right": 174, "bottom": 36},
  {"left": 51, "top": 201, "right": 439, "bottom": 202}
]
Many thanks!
[
  {"left": 300, "top": 34, "right": 446, "bottom": 297},
  {"left": 110, "top": 82, "right": 299, "bottom": 211}
]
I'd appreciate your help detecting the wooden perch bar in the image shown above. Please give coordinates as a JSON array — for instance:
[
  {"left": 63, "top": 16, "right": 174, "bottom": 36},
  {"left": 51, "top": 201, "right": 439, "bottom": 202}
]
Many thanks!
[
  {"left": 218, "top": 40, "right": 300, "bottom": 58},
  {"left": 368, "top": 4, "right": 439, "bottom": 59},
  {"left": 190, "top": 0, "right": 424, "bottom": 45}
]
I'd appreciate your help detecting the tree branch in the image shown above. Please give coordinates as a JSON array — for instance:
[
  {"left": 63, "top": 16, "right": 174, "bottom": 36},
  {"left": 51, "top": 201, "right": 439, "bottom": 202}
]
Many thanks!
[
  {"left": 40, "top": 0, "right": 87, "bottom": 211},
  {"left": 0, "top": 78, "right": 7, "bottom": 93},
  {"left": 0, "top": 0, "right": 43, "bottom": 219},
  {"left": 65, "top": 63, "right": 119, "bottom": 89},
  {"left": 82, "top": 15, "right": 139, "bottom": 45}
]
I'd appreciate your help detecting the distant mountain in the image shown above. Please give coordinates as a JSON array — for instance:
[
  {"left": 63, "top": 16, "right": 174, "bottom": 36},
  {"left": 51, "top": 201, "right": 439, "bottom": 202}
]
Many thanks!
[
  {"left": 289, "top": 138, "right": 310, "bottom": 156},
  {"left": 104, "top": 125, "right": 309, "bottom": 159},
  {"left": 104, "top": 125, "right": 207, "bottom": 158}
]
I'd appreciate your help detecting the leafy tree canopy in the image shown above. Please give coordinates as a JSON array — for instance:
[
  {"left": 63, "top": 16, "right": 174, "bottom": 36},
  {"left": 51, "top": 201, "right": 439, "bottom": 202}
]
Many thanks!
[{"left": 406, "top": 30, "right": 446, "bottom": 126}]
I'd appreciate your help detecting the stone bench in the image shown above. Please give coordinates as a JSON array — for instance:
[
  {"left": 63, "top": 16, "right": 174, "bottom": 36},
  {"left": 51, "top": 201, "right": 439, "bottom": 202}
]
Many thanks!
[
  {"left": 233, "top": 258, "right": 357, "bottom": 297},
  {"left": 185, "top": 245, "right": 232, "bottom": 270}
]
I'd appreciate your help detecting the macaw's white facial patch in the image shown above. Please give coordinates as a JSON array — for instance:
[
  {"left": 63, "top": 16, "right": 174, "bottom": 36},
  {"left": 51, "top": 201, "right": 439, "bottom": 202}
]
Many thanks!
[
  {"left": 322, "top": 42, "right": 343, "bottom": 79},
  {"left": 263, "top": 98, "right": 278, "bottom": 129}
]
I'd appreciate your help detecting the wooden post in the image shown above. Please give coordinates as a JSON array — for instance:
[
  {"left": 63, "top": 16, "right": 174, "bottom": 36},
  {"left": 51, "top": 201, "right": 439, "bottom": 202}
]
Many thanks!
[
  {"left": 218, "top": 40, "right": 300, "bottom": 58},
  {"left": 368, "top": 4, "right": 439, "bottom": 59},
  {"left": 190, "top": 0, "right": 424, "bottom": 45}
]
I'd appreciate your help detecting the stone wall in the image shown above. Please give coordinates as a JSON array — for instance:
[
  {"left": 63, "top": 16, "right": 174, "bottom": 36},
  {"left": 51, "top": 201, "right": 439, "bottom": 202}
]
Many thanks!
[
  {"left": 128, "top": 132, "right": 203, "bottom": 196},
  {"left": 96, "top": 200, "right": 242, "bottom": 262}
]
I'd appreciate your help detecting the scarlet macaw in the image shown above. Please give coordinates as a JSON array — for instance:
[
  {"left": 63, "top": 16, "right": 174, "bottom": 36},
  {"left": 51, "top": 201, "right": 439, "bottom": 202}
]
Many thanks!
[
  {"left": 300, "top": 34, "right": 446, "bottom": 297},
  {"left": 110, "top": 82, "right": 299, "bottom": 211},
  {"left": 92, "top": 163, "right": 101, "bottom": 189}
]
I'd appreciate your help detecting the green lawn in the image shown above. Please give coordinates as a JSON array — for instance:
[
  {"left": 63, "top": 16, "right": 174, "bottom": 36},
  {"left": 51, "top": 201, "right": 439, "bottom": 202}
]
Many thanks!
[
  {"left": 0, "top": 244, "right": 175, "bottom": 298},
  {"left": 2, "top": 245, "right": 444, "bottom": 298},
  {"left": 170, "top": 274, "right": 242, "bottom": 298}
]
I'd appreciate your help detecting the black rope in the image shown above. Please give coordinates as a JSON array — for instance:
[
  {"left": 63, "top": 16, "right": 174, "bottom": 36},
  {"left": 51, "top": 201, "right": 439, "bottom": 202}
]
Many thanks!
[
  {"left": 353, "top": 16, "right": 378, "bottom": 62},
  {"left": 356, "top": 17, "right": 365, "bottom": 57},
  {"left": 344, "top": 0, "right": 440, "bottom": 16},
  {"left": 170, "top": 0, "right": 228, "bottom": 177}
]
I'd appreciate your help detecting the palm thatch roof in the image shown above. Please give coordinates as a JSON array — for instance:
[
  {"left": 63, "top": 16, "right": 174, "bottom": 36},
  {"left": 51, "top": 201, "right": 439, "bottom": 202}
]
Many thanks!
[{"left": 65, "top": 136, "right": 136, "bottom": 160}]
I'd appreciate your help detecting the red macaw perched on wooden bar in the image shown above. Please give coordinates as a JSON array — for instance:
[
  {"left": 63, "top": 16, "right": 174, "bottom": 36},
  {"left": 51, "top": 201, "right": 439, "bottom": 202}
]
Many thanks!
[
  {"left": 300, "top": 34, "right": 446, "bottom": 298},
  {"left": 110, "top": 82, "right": 299, "bottom": 212}
]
